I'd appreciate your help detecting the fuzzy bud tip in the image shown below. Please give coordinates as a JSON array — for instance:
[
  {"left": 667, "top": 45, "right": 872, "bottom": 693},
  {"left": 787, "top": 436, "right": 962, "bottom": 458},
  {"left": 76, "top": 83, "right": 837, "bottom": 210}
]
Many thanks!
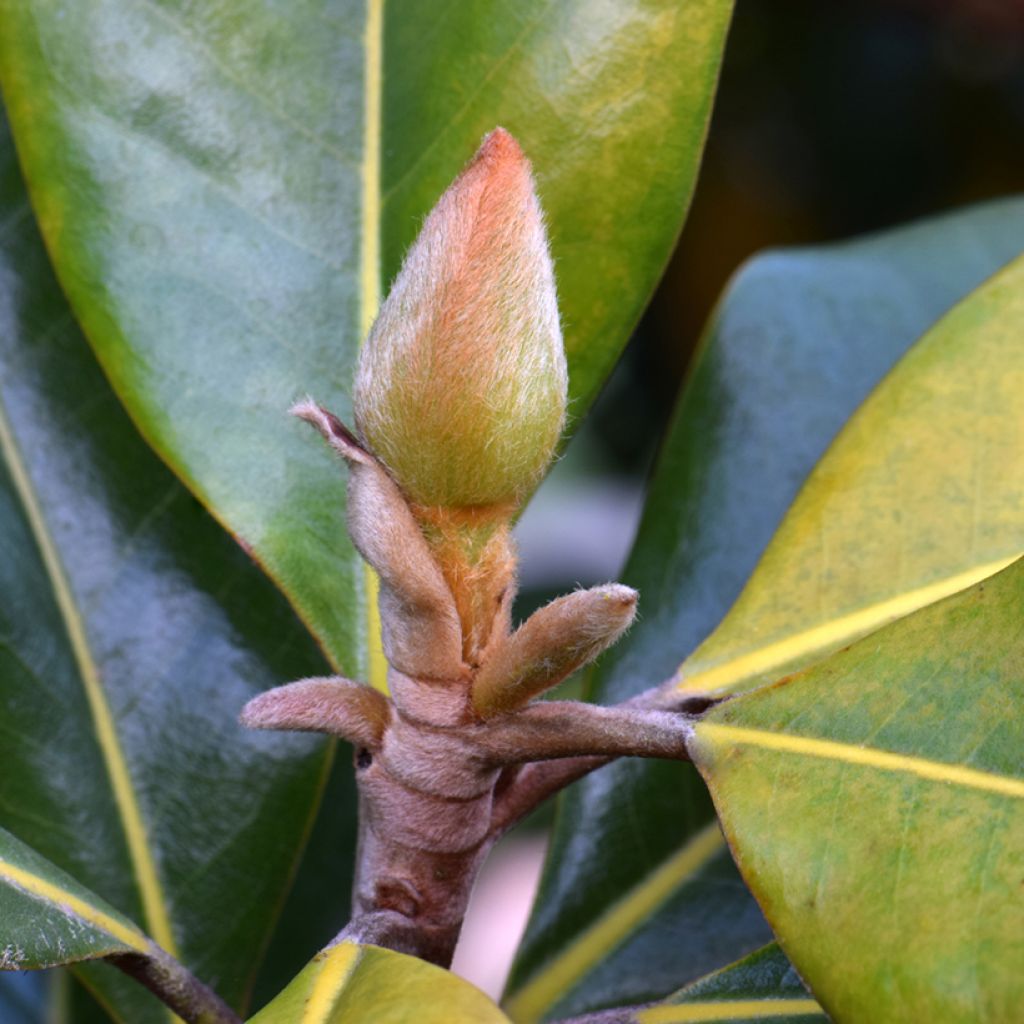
[{"left": 354, "top": 128, "right": 567, "bottom": 510}]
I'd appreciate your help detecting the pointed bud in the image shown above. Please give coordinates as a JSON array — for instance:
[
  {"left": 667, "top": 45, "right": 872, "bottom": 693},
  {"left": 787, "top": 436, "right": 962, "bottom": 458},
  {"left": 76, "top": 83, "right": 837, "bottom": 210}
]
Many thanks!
[
  {"left": 240, "top": 676, "right": 392, "bottom": 749},
  {"left": 472, "top": 584, "right": 638, "bottom": 717},
  {"left": 355, "top": 128, "right": 567, "bottom": 510}
]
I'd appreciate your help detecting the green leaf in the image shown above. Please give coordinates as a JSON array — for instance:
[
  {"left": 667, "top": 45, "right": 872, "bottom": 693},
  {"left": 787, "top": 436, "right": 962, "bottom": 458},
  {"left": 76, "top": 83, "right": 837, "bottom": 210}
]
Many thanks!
[
  {"left": 0, "top": 827, "right": 147, "bottom": 970},
  {"left": 516, "top": 945, "right": 825, "bottom": 1023},
  {"left": 0, "top": 0, "right": 733, "bottom": 678},
  {"left": 643, "top": 944, "right": 826, "bottom": 1023},
  {"left": 0, "top": 116, "right": 349, "bottom": 1021},
  {"left": 248, "top": 943, "right": 510, "bottom": 1024},
  {"left": 691, "top": 557, "right": 1024, "bottom": 1022},
  {"left": 507, "top": 199, "right": 1024, "bottom": 1019},
  {"left": 505, "top": 822, "right": 771, "bottom": 1023}
]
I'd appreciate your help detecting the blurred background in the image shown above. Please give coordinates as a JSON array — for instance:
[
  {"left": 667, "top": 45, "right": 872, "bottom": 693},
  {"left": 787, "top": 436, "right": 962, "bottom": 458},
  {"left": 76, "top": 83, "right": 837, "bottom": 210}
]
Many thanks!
[{"left": 457, "top": 0, "right": 1024, "bottom": 995}]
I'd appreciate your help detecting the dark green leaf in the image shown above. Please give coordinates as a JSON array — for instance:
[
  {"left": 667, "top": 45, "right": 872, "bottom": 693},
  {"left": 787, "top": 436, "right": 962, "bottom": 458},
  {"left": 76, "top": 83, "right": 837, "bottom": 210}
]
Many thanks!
[
  {"left": 0, "top": 827, "right": 147, "bottom": 970},
  {"left": 0, "top": 0, "right": 733, "bottom": 677},
  {"left": 0, "top": 116, "right": 349, "bottom": 1021},
  {"left": 507, "top": 199, "right": 1024, "bottom": 1019},
  {"left": 646, "top": 944, "right": 827, "bottom": 1023}
]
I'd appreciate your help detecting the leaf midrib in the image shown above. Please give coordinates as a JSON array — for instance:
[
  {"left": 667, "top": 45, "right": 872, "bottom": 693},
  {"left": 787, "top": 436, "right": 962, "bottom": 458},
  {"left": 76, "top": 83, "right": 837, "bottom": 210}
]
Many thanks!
[
  {"left": 697, "top": 723, "right": 1024, "bottom": 798},
  {"left": 302, "top": 944, "right": 360, "bottom": 1024},
  {"left": 0, "top": 857, "right": 147, "bottom": 953},
  {"left": 638, "top": 999, "right": 823, "bottom": 1022},
  {"left": 361, "top": 0, "right": 388, "bottom": 692},
  {"left": 503, "top": 822, "right": 726, "bottom": 1022},
  {"left": 677, "top": 553, "right": 1020, "bottom": 697}
]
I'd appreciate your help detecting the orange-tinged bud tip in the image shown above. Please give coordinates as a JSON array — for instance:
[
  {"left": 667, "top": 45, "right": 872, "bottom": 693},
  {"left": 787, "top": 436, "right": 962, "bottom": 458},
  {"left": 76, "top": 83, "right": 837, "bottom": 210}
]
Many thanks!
[{"left": 354, "top": 128, "right": 567, "bottom": 509}]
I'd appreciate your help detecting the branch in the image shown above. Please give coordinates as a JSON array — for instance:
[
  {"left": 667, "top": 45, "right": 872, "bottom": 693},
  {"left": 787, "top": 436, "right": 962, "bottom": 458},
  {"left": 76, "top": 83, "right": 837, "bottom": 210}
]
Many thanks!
[
  {"left": 488, "top": 682, "right": 726, "bottom": 836},
  {"left": 333, "top": 908, "right": 462, "bottom": 967},
  {"left": 623, "top": 680, "right": 726, "bottom": 715},
  {"left": 489, "top": 755, "right": 608, "bottom": 837},
  {"left": 477, "top": 701, "right": 694, "bottom": 765},
  {"left": 111, "top": 944, "right": 241, "bottom": 1024},
  {"left": 240, "top": 675, "right": 391, "bottom": 747}
]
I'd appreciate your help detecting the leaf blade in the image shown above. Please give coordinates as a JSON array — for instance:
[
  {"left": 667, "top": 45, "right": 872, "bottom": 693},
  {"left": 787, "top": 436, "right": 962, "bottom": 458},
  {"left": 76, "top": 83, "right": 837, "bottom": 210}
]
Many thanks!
[
  {"left": 692, "top": 558, "right": 1024, "bottom": 1021},
  {"left": 0, "top": 828, "right": 146, "bottom": 970},
  {"left": 639, "top": 943, "right": 826, "bottom": 1022},
  {"left": 248, "top": 943, "right": 510, "bottom": 1024},
  {"left": 0, "top": 403, "right": 176, "bottom": 960},
  {"left": 0, "top": 114, "right": 350, "bottom": 1020},
  {"left": 504, "top": 823, "right": 728, "bottom": 1023},
  {"left": 677, "top": 253, "right": 1024, "bottom": 698}
]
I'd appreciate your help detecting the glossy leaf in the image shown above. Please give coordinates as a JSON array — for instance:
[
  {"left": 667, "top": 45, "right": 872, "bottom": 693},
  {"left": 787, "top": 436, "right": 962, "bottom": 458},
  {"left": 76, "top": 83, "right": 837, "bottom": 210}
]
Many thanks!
[
  {"left": 0, "top": 826, "right": 148, "bottom": 970},
  {"left": 635, "top": 944, "right": 826, "bottom": 1023},
  {"left": 692, "top": 558, "right": 1024, "bottom": 1022},
  {"left": 0, "top": 116, "right": 346, "bottom": 1021},
  {"left": 248, "top": 942, "right": 509, "bottom": 1024},
  {"left": 676, "top": 253, "right": 1024, "bottom": 699},
  {"left": 0, "top": 0, "right": 733, "bottom": 677},
  {"left": 504, "top": 822, "right": 772, "bottom": 1023},
  {"left": 508, "top": 199, "right": 1024, "bottom": 1019}
]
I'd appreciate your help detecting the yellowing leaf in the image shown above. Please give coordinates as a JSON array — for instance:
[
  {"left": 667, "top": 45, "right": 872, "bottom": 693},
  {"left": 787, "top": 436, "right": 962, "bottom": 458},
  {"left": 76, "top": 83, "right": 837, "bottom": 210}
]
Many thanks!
[
  {"left": 692, "top": 558, "right": 1024, "bottom": 1022},
  {"left": 677, "top": 254, "right": 1024, "bottom": 699},
  {"left": 249, "top": 943, "right": 509, "bottom": 1024}
]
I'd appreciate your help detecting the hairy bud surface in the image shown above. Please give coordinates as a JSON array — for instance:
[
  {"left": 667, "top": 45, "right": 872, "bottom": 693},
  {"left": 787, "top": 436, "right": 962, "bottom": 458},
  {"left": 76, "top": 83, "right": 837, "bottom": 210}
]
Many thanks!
[{"left": 354, "top": 128, "right": 567, "bottom": 511}]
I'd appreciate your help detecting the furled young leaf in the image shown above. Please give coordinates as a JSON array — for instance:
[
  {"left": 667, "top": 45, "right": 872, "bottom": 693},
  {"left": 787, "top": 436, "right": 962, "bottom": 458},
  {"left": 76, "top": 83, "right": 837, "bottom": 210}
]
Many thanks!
[
  {"left": 248, "top": 942, "right": 509, "bottom": 1024},
  {"left": 507, "top": 199, "right": 1024, "bottom": 1019},
  {"left": 647, "top": 944, "right": 825, "bottom": 1023},
  {"left": 0, "top": 827, "right": 148, "bottom": 969},
  {"left": 0, "top": 116, "right": 348, "bottom": 1021},
  {"left": 0, "top": 0, "right": 733, "bottom": 680},
  {"left": 692, "top": 557, "right": 1024, "bottom": 1022}
]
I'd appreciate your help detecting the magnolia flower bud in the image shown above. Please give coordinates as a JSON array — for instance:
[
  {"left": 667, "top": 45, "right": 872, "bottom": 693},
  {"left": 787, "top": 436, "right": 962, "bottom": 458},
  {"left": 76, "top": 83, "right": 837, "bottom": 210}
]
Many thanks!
[{"left": 354, "top": 128, "right": 567, "bottom": 511}]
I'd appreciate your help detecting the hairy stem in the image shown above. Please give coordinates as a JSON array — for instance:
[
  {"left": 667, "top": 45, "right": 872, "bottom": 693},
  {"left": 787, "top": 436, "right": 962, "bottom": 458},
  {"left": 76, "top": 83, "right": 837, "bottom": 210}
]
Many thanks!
[
  {"left": 111, "top": 945, "right": 241, "bottom": 1024},
  {"left": 488, "top": 683, "right": 725, "bottom": 837},
  {"left": 478, "top": 702, "right": 695, "bottom": 765}
]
